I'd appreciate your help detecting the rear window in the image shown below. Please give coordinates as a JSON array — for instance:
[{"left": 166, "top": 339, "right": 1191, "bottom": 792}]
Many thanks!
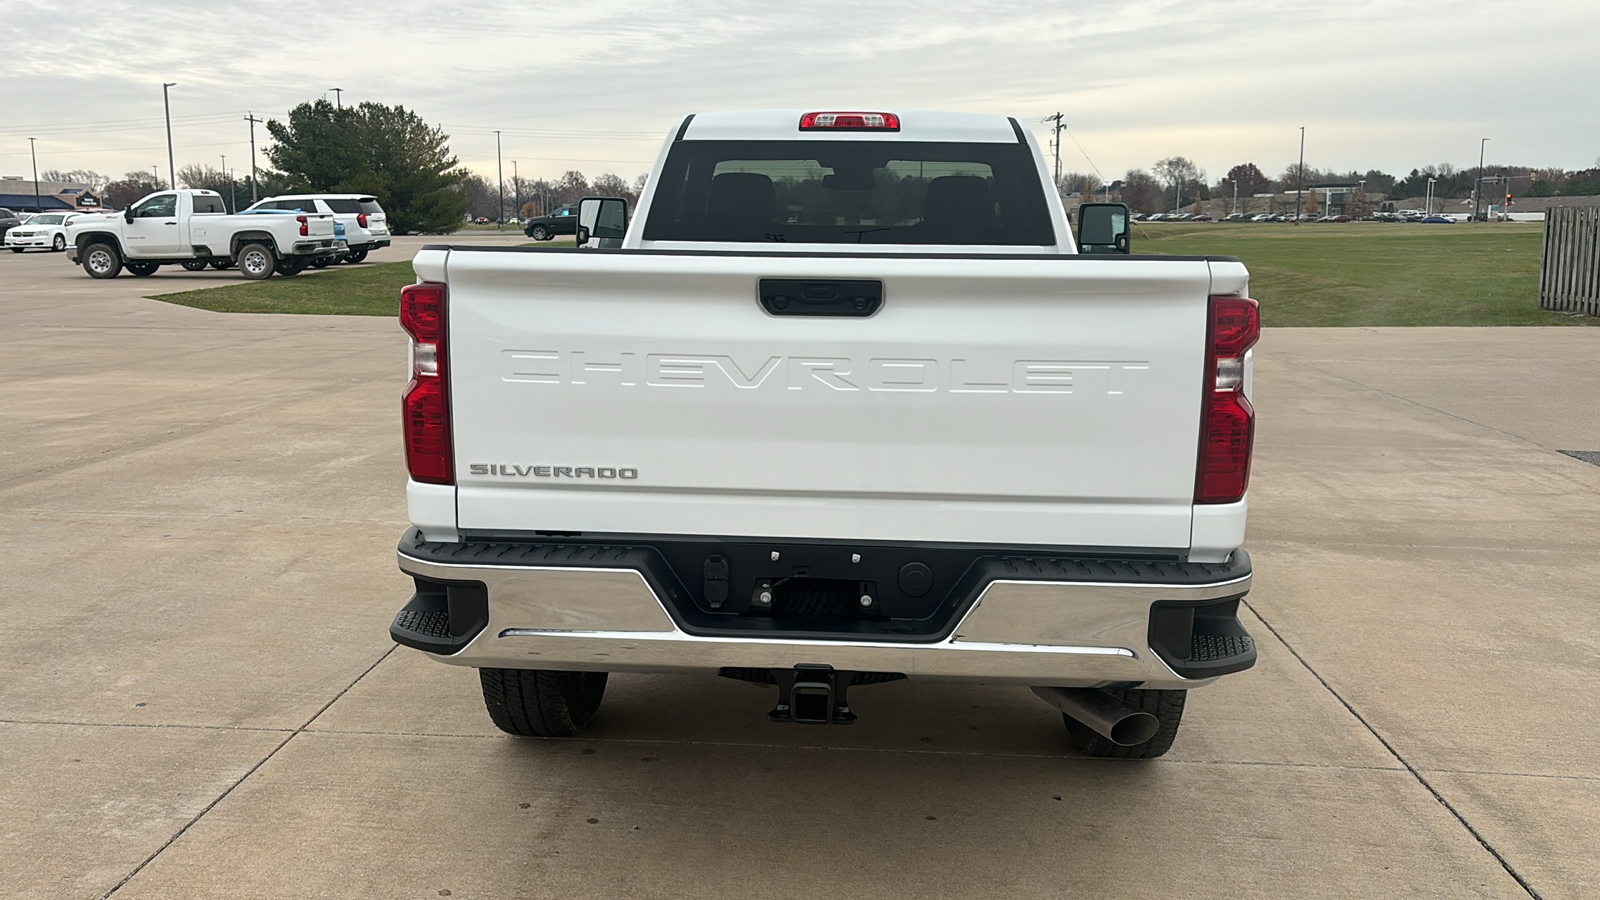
[
  {"left": 192, "top": 195, "right": 226, "bottom": 214},
  {"left": 324, "top": 199, "right": 363, "bottom": 214},
  {"left": 359, "top": 198, "right": 383, "bottom": 215},
  {"left": 643, "top": 140, "right": 1055, "bottom": 245}
]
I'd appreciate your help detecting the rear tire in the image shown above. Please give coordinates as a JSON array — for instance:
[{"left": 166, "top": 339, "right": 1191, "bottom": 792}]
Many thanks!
[
  {"left": 1062, "top": 688, "right": 1186, "bottom": 759},
  {"left": 479, "top": 668, "right": 608, "bottom": 737},
  {"left": 52, "top": 234, "right": 66, "bottom": 251},
  {"left": 180, "top": 260, "right": 209, "bottom": 272},
  {"left": 209, "top": 260, "right": 233, "bottom": 270},
  {"left": 9, "top": 248, "right": 22, "bottom": 253},
  {"left": 125, "top": 261, "right": 160, "bottom": 277},
  {"left": 530, "top": 226, "right": 551, "bottom": 241},
  {"left": 344, "top": 248, "right": 368, "bottom": 264},
  {"left": 275, "top": 256, "right": 309, "bottom": 277},
  {"left": 82, "top": 242, "right": 122, "bottom": 278},
  {"left": 236, "top": 243, "right": 275, "bottom": 280},
  {"left": 310, "top": 256, "right": 333, "bottom": 269}
]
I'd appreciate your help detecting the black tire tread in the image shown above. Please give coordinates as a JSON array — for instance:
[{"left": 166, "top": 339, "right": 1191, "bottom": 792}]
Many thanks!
[
  {"left": 1063, "top": 688, "right": 1186, "bottom": 759},
  {"left": 479, "top": 668, "right": 607, "bottom": 737}
]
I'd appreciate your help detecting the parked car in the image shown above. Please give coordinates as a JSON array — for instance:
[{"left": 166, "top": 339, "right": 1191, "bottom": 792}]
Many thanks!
[
  {"left": 0, "top": 207, "right": 22, "bottom": 239},
  {"left": 249, "top": 194, "right": 390, "bottom": 263},
  {"left": 66, "top": 189, "right": 340, "bottom": 279},
  {"left": 473, "top": 216, "right": 490, "bottom": 225},
  {"left": 1191, "top": 213, "right": 1213, "bottom": 222},
  {"left": 1420, "top": 215, "right": 1455, "bottom": 224},
  {"left": 523, "top": 204, "right": 581, "bottom": 241},
  {"left": 391, "top": 108, "right": 1261, "bottom": 759},
  {"left": 4, "top": 211, "right": 88, "bottom": 252}
]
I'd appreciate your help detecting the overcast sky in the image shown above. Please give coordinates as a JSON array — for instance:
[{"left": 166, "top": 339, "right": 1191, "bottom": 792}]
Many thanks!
[{"left": 2, "top": 0, "right": 1595, "bottom": 187}]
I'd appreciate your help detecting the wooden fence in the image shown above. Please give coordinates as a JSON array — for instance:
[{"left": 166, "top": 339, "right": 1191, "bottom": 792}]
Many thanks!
[{"left": 1539, "top": 206, "right": 1600, "bottom": 316}]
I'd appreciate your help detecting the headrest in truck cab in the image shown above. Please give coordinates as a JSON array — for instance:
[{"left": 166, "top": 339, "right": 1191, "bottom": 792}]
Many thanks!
[
  {"left": 708, "top": 172, "right": 776, "bottom": 223},
  {"left": 921, "top": 175, "right": 993, "bottom": 227}
]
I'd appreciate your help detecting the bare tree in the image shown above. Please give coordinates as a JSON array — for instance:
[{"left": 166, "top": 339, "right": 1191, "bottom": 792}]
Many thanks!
[
  {"left": 555, "top": 170, "right": 590, "bottom": 206},
  {"left": 101, "top": 171, "right": 167, "bottom": 210},
  {"left": 1119, "top": 169, "right": 1163, "bottom": 214},
  {"left": 1153, "top": 157, "right": 1203, "bottom": 212},
  {"left": 40, "top": 169, "right": 109, "bottom": 191}
]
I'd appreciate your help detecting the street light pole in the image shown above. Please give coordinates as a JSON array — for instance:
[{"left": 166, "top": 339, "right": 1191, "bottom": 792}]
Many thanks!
[
  {"left": 330, "top": 87, "right": 343, "bottom": 110},
  {"left": 28, "top": 137, "right": 41, "bottom": 214},
  {"left": 1426, "top": 177, "right": 1436, "bottom": 216},
  {"left": 1295, "top": 126, "right": 1305, "bottom": 226},
  {"left": 495, "top": 130, "right": 504, "bottom": 229},
  {"left": 162, "top": 82, "right": 177, "bottom": 189},
  {"left": 512, "top": 160, "right": 519, "bottom": 222},
  {"left": 1473, "top": 137, "right": 1489, "bottom": 224}
]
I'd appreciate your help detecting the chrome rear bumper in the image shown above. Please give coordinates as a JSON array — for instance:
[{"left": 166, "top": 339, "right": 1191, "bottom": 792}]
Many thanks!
[{"left": 393, "top": 533, "right": 1254, "bottom": 690}]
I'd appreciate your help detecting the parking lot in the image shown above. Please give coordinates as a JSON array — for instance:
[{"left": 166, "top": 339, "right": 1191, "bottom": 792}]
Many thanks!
[{"left": 4, "top": 240, "right": 1599, "bottom": 898}]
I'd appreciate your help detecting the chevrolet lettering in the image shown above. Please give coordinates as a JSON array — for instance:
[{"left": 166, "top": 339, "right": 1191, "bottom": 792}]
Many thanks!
[
  {"left": 502, "top": 350, "right": 1152, "bottom": 394},
  {"left": 392, "top": 108, "right": 1259, "bottom": 760}
]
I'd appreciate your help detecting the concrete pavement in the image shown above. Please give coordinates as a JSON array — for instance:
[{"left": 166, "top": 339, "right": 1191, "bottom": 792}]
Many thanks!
[{"left": 1, "top": 241, "right": 1596, "bottom": 898}]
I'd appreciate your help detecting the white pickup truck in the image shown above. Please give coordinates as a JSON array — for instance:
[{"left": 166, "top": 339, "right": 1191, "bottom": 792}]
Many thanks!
[
  {"left": 390, "top": 110, "right": 1259, "bottom": 758},
  {"left": 67, "top": 189, "right": 341, "bottom": 280}
]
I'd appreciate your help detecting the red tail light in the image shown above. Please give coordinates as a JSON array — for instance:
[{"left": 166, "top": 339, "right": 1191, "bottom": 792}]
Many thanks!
[
  {"left": 357, "top": 213, "right": 368, "bottom": 228},
  {"left": 400, "top": 282, "right": 452, "bottom": 484},
  {"left": 1195, "top": 296, "right": 1259, "bottom": 504},
  {"left": 296, "top": 215, "right": 308, "bottom": 237}
]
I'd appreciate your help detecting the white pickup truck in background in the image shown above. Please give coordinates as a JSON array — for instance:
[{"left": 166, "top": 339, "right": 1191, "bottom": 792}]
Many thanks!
[
  {"left": 67, "top": 189, "right": 341, "bottom": 279},
  {"left": 390, "top": 109, "right": 1260, "bottom": 758}
]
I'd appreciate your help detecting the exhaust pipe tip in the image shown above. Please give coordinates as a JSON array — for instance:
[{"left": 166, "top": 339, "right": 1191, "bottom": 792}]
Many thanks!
[
  {"left": 1104, "top": 710, "right": 1160, "bottom": 746},
  {"left": 1031, "top": 686, "right": 1161, "bottom": 747}
]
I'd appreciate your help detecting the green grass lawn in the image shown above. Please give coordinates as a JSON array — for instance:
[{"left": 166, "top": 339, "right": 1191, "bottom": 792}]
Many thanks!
[
  {"left": 153, "top": 261, "right": 422, "bottom": 315},
  {"left": 153, "top": 241, "right": 570, "bottom": 316},
  {"left": 1137, "top": 222, "right": 1590, "bottom": 327}
]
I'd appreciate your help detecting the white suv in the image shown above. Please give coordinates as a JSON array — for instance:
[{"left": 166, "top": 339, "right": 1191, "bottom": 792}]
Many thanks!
[{"left": 248, "top": 194, "right": 391, "bottom": 263}]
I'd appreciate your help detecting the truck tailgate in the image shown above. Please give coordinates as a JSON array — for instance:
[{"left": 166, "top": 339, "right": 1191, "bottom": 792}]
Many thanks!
[{"left": 434, "top": 250, "right": 1215, "bottom": 550}]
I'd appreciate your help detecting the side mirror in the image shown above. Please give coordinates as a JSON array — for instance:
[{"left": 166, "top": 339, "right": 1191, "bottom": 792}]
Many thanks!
[
  {"left": 1076, "top": 202, "right": 1130, "bottom": 254},
  {"left": 123, "top": 207, "right": 135, "bottom": 223},
  {"left": 576, "top": 196, "right": 628, "bottom": 249}
]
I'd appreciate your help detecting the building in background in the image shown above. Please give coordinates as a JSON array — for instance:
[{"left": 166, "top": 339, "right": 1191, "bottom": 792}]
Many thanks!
[{"left": 0, "top": 180, "right": 104, "bottom": 212}]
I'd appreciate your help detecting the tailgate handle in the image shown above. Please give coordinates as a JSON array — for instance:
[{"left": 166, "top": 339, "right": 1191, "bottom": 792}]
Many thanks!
[{"left": 759, "top": 279, "right": 882, "bottom": 317}]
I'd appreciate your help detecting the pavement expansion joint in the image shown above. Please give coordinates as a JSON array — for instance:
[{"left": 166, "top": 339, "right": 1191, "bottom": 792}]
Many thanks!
[
  {"left": 99, "top": 644, "right": 398, "bottom": 899},
  {"left": 1305, "top": 361, "right": 1565, "bottom": 456},
  {"left": 1243, "top": 599, "right": 1545, "bottom": 900},
  {"left": 0, "top": 718, "right": 293, "bottom": 734}
]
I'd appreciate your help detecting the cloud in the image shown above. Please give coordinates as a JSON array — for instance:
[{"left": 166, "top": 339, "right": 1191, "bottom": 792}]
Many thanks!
[{"left": 1, "top": 0, "right": 1594, "bottom": 183}]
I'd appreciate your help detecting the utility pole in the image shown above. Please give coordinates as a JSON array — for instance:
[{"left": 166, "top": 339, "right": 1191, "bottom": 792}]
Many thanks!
[
  {"left": 1473, "top": 137, "right": 1489, "bottom": 224},
  {"left": 223, "top": 154, "right": 237, "bottom": 211},
  {"left": 495, "top": 130, "right": 504, "bottom": 228},
  {"left": 1044, "top": 112, "right": 1065, "bottom": 188},
  {"left": 330, "top": 87, "right": 343, "bottom": 110},
  {"left": 162, "top": 83, "right": 178, "bottom": 189},
  {"left": 1295, "top": 126, "right": 1305, "bottom": 226},
  {"left": 512, "top": 160, "right": 519, "bottom": 221},
  {"left": 29, "top": 137, "right": 41, "bottom": 213},
  {"left": 244, "top": 113, "right": 264, "bottom": 202}
]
